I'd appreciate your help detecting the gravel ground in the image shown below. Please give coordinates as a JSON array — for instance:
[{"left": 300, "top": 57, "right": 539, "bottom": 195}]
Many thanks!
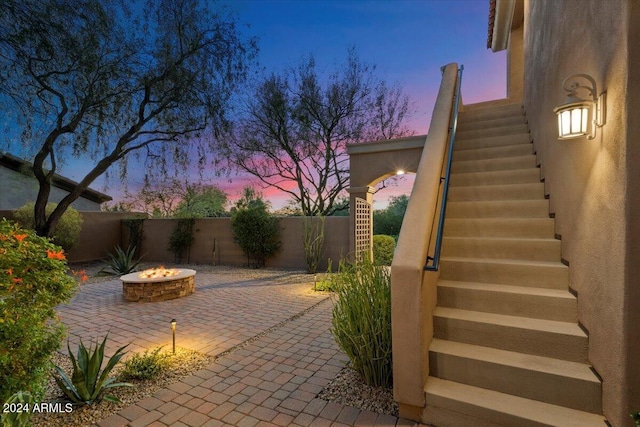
[
  {"left": 27, "top": 263, "right": 397, "bottom": 425},
  {"left": 32, "top": 348, "right": 214, "bottom": 427}
]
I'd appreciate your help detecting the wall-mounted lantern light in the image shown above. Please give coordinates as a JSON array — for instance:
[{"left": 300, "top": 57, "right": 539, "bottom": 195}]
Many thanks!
[
  {"left": 553, "top": 73, "right": 606, "bottom": 140},
  {"left": 170, "top": 318, "right": 176, "bottom": 354},
  {"left": 396, "top": 170, "right": 405, "bottom": 175}
]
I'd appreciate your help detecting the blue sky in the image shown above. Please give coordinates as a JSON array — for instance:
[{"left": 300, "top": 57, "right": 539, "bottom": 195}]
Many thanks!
[{"left": 7, "top": 0, "right": 507, "bottom": 210}]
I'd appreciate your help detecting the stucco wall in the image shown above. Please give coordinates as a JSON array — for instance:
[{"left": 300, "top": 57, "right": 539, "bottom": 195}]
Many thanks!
[
  {"left": 0, "top": 167, "right": 103, "bottom": 211},
  {"left": 133, "top": 216, "right": 349, "bottom": 271},
  {"left": 522, "top": 1, "right": 638, "bottom": 425}
]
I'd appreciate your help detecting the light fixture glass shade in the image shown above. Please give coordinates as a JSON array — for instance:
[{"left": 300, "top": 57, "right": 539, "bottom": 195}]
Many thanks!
[{"left": 554, "top": 100, "right": 591, "bottom": 140}]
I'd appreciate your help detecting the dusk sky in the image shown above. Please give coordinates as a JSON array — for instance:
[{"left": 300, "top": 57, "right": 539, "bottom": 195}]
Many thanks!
[{"left": 8, "top": 0, "right": 507, "bottom": 211}]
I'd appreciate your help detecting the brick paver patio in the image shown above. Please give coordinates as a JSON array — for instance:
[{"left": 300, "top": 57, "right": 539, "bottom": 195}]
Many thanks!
[{"left": 55, "top": 267, "right": 418, "bottom": 426}]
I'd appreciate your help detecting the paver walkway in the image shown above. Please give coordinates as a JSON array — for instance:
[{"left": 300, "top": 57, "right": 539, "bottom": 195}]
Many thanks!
[{"left": 55, "top": 267, "right": 419, "bottom": 427}]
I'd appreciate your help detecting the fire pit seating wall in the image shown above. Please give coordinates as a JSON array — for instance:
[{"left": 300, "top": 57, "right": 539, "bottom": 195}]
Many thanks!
[{"left": 120, "top": 268, "right": 196, "bottom": 302}]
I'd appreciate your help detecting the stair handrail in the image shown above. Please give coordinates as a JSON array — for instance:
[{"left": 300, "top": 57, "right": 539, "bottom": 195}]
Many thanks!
[{"left": 425, "top": 64, "right": 464, "bottom": 271}]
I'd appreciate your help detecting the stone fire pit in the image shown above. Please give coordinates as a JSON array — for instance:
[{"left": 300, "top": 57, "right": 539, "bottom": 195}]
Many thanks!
[{"left": 120, "top": 267, "right": 196, "bottom": 302}]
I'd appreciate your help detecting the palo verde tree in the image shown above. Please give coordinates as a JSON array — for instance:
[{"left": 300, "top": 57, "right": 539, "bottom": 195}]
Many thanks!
[
  {"left": 221, "top": 48, "right": 411, "bottom": 216},
  {"left": 0, "top": 0, "right": 256, "bottom": 237}
]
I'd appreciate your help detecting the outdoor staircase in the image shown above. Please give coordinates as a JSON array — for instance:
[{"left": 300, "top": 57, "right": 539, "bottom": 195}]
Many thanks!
[{"left": 422, "top": 104, "right": 607, "bottom": 426}]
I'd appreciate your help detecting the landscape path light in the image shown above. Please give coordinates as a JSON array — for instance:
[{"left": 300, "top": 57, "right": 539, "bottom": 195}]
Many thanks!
[
  {"left": 553, "top": 73, "right": 606, "bottom": 140},
  {"left": 171, "top": 318, "right": 176, "bottom": 354}
]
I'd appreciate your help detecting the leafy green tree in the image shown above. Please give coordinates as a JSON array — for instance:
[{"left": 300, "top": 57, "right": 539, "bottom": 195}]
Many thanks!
[
  {"left": 230, "top": 188, "right": 281, "bottom": 268},
  {"left": 13, "top": 202, "right": 82, "bottom": 251},
  {"left": 373, "top": 194, "right": 409, "bottom": 238},
  {"left": 222, "top": 48, "right": 411, "bottom": 216},
  {"left": 0, "top": 0, "right": 256, "bottom": 238},
  {"left": 174, "top": 185, "right": 228, "bottom": 218}
]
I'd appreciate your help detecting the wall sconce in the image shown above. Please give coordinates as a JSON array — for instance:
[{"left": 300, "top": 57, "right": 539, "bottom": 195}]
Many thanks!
[
  {"left": 396, "top": 170, "right": 405, "bottom": 175},
  {"left": 553, "top": 73, "right": 606, "bottom": 140},
  {"left": 170, "top": 319, "right": 176, "bottom": 354}
]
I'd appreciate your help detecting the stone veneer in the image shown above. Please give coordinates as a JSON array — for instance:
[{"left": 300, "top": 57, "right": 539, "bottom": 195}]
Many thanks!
[{"left": 121, "top": 270, "right": 195, "bottom": 302}]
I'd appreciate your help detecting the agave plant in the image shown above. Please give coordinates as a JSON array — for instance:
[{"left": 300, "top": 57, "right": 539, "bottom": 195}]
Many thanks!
[
  {"left": 53, "top": 335, "right": 133, "bottom": 405},
  {"left": 98, "top": 245, "right": 143, "bottom": 276}
]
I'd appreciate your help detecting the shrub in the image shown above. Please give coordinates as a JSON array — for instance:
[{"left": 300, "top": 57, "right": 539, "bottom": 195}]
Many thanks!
[
  {"left": 167, "top": 218, "right": 195, "bottom": 263},
  {"left": 373, "top": 235, "right": 396, "bottom": 266},
  {"left": 54, "top": 335, "right": 132, "bottom": 405},
  {"left": 331, "top": 258, "right": 392, "bottom": 387},
  {"left": 632, "top": 412, "right": 640, "bottom": 427},
  {"left": 0, "top": 219, "right": 78, "bottom": 402},
  {"left": 119, "top": 347, "right": 170, "bottom": 381},
  {"left": 230, "top": 191, "right": 281, "bottom": 268},
  {"left": 0, "top": 391, "right": 35, "bottom": 427},
  {"left": 98, "top": 245, "right": 143, "bottom": 276},
  {"left": 13, "top": 202, "right": 83, "bottom": 251},
  {"left": 303, "top": 216, "right": 325, "bottom": 274}
]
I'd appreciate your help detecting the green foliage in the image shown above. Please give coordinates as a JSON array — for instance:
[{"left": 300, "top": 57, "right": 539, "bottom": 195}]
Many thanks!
[
  {"left": 632, "top": 411, "right": 640, "bottom": 427},
  {"left": 0, "top": 219, "right": 78, "bottom": 402},
  {"left": 13, "top": 202, "right": 83, "bottom": 250},
  {"left": 1, "top": 391, "right": 35, "bottom": 427},
  {"left": 168, "top": 218, "right": 196, "bottom": 263},
  {"left": 53, "top": 335, "right": 132, "bottom": 405},
  {"left": 119, "top": 347, "right": 170, "bottom": 381},
  {"left": 373, "top": 235, "right": 396, "bottom": 266},
  {"left": 98, "top": 245, "right": 143, "bottom": 276},
  {"left": 303, "top": 216, "right": 326, "bottom": 274},
  {"left": 174, "top": 185, "right": 228, "bottom": 218},
  {"left": 331, "top": 258, "right": 392, "bottom": 387},
  {"left": 123, "top": 219, "right": 144, "bottom": 257},
  {"left": 373, "top": 194, "right": 409, "bottom": 239},
  {"left": 314, "top": 260, "right": 336, "bottom": 291},
  {"left": 230, "top": 188, "right": 281, "bottom": 268}
]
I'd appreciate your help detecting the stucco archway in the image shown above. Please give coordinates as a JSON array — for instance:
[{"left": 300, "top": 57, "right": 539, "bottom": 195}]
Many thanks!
[{"left": 346, "top": 134, "right": 426, "bottom": 258}]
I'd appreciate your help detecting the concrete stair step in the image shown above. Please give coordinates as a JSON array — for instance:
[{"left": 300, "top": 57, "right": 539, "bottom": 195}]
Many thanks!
[
  {"left": 441, "top": 236, "right": 561, "bottom": 261},
  {"left": 448, "top": 182, "right": 545, "bottom": 202},
  {"left": 437, "top": 280, "right": 577, "bottom": 321},
  {"left": 452, "top": 143, "right": 533, "bottom": 161},
  {"left": 455, "top": 133, "right": 531, "bottom": 151},
  {"left": 423, "top": 377, "right": 607, "bottom": 427},
  {"left": 451, "top": 155, "right": 537, "bottom": 173},
  {"left": 457, "top": 114, "right": 527, "bottom": 132},
  {"left": 456, "top": 123, "right": 530, "bottom": 141},
  {"left": 440, "top": 257, "right": 568, "bottom": 289},
  {"left": 446, "top": 199, "right": 549, "bottom": 218},
  {"left": 428, "top": 339, "right": 601, "bottom": 412},
  {"left": 459, "top": 104, "right": 524, "bottom": 122},
  {"left": 433, "top": 307, "right": 589, "bottom": 363},
  {"left": 444, "top": 218, "right": 556, "bottom": 238},
  {"left": 450, "top": 168, "right": 541, "bottom": 187}
]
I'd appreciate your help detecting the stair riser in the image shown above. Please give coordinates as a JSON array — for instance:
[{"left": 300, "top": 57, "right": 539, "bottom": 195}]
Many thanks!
[
  {"left": 457, "top": 115, "right": 527, "bottom": 132},
  {"left": 443, "top": 219, "right": 556, "bottom": 238},
  {"left": 451, "top": 155, "right": 537, "bottom": 173},
  {"left": 433, "top": 316, "right": 589, "bottom": 363},
  {"left": 437, "top": 285, "right": 577, "bottom": 321},
  {"left": 428, "top": 352, "right": 602, "bottom": 413},
  {"left": 440, "top": 259, "right": 568, "bottom": 289},
  {"left": 456, "top": 124, "right": 530, "bottom": 141},
  {"left": 423, "top": 405, "right": 506, "bottom": 427},
  {"left": 441, "top": 237, "right": 561, "bottom": 261},
  {"left": 448, "top": 183, "right": 545, "bottom": 202},
  {"left": 455, "top": 134, "right": 531, "bottom": 151},
  {"left": 446, "top": 200, "right": 550, "bottom": 219},
  {"left": 452, "top": 143, "right": 533, "bottom": 161},
  {"left": 450, "top": 169, "right": 541, "bottom": 187},
  {"left": 459, "top": 105, "right": 524, "bottom": 122}
]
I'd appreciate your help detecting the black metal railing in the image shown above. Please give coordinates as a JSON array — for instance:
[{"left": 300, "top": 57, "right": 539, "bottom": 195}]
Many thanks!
[{"left": 425, "top": 65, "right": 464, "bottom": 271}]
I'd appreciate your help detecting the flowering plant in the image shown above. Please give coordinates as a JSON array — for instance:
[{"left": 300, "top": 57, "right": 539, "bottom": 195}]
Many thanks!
[{"left": 0, "top": 218, "right": 78, "bottom": 402}]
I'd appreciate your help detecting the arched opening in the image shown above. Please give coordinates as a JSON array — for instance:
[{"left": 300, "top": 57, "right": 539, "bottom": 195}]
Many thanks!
[{"left": 346, "top": 135, "right": 426, "bottom": 258}]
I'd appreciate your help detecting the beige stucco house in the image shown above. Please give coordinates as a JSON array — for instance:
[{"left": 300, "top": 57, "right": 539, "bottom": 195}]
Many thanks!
[
  {"left": 347, "top": 1, "right": 638, "bottom": 426},
  {"left": 0, "top": 152, "right": 111, "bottom": 211}
]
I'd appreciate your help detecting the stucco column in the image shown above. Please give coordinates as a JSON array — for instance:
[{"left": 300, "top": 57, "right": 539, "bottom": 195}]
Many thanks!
[{"left": 348, "top": 185, "right": 375, "bottom": 260}]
